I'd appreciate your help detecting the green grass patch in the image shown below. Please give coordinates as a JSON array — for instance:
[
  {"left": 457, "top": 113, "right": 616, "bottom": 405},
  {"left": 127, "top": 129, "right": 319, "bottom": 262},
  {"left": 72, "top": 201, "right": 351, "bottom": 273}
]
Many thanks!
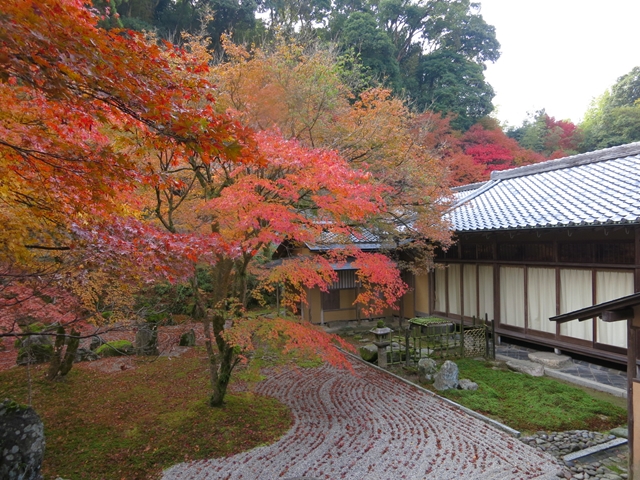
[
  {"left": 433, "top": 358, "right": 626, "bottom": 433},
  {"left": 0, "top": 350, "right": 292, "bottom": 480}
]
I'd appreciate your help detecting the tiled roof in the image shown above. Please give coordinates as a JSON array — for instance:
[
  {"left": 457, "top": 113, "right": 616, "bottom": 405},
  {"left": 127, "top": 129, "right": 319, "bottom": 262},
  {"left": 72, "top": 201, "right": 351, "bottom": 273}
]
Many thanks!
[
  {"left": 306, "top": 229, "right": 389, "bottom": 251},
  {"left": 449, "top": 142, "right": 640, "bottom": 232}
]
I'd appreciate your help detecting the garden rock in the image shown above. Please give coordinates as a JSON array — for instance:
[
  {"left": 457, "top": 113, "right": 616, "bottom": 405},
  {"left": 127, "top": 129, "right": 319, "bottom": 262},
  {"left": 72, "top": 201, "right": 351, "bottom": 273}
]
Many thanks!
[
  {"left": 74, "top": 348, "right": 99, "bottom": 362},
  {"left": 434, "top": 360, "right": 459, "bottom": 391},
  {"left": 16, "top": 335, "right": 53, "bottom": 365},
  {"left": 419, "top": 348, "right": 432, "bottom": 357},
  {"left": 0, "top": 399, "right": 45, "bottom": 480},
  {"left": 359, "top": 344, "right": 378, "bottom": 363},
  {"left": 610, "top": 427, "right": 628, "bottom": 438},
  {"left": 388, "top": 342, "right": 404, "bottom": 363},
  {"left": 179, "top": 329, "right": 196, "bottom": 347},
  {"left": 417, "top": 357, "right": 437, "bottom": 376},
  {"left": 459, "top": 379, "right": 478, "bottom": 391},
  {"left": 506, "top": 359, "right": 544, "bottom": 377},
  {"left": 135, "top": 324, "right": 158, "bottom": 356},
  {"left": 89, "top": 335, "right": 105, "bottom": 351},
  {"left": 96, "top": 341, "right": 134, "bottom": 357},
  {"left": 528, "top": 351, "right": 572, "bottom": 369}
]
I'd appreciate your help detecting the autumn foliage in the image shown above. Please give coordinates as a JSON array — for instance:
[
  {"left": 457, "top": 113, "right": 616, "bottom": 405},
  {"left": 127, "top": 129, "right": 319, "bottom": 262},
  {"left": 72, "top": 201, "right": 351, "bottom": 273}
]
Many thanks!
[{"left": 0, "top": 0, "right": 441, "bottom": 405}]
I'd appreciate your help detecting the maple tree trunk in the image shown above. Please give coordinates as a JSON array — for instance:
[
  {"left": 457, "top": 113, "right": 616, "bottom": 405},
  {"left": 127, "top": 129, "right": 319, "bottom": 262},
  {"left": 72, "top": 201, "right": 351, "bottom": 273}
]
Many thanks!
[
  {"left": 46, "top": 327, "right": 80, "bottom": 381},
  {"left": 59, "top": 329, "right": 80, "bottom": 377},
  {"left": 192, "top": 261, "right": 239, "bottom": 408},
  {"left": 208, "top": 339, "right": 236, "bottom": 407},
  {"left": 46, "top": 326, "right": 66, "bottom": 381}
]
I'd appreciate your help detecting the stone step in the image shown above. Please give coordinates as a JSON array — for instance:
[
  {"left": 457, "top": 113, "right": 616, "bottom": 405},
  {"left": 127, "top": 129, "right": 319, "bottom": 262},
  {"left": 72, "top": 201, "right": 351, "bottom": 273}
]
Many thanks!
[
  {"left": 505, "top": 358, "right": 545, "bottom": 377},
  {"left": 528, "top": 351, "right": 573, "bottom": 369}
]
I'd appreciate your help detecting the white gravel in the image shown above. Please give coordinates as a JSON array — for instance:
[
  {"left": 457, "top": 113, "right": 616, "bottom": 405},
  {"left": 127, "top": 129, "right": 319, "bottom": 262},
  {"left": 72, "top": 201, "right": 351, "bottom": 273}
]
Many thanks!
[{"left": 162, "top": 360, "right": 562, "bottom": 480}]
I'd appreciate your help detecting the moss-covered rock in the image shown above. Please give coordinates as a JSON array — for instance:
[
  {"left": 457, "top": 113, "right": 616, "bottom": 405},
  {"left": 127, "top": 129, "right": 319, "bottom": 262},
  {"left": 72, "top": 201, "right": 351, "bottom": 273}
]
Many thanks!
[
  {"left": 179, "top": 329, "right": 196, "bottom": 347},
  {"left": 95, "top": 340, "right": 134, "bottom": 357},
  {"left": 359, "top": 344, "right": 378, "bottom": 363}
]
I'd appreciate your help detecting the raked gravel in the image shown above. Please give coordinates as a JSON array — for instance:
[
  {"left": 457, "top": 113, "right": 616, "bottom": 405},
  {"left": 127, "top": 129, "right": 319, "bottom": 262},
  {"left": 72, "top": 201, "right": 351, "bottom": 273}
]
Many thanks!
[{"left": 162, "top": 359, "right": 561, "bottom": 480}]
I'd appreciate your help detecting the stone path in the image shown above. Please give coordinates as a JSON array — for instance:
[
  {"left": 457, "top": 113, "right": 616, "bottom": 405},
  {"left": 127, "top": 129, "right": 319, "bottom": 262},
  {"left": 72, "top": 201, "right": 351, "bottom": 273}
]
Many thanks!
[
  {"left": 162, "top": 359, "right": 561, "bottom": 480},
  {"left": 496, "top": 344, "right": 627, "bottom": 392}
]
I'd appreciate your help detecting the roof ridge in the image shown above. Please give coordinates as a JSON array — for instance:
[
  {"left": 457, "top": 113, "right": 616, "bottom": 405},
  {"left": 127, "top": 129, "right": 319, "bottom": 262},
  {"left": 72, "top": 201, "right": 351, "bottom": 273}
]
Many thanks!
[
  {"left": 449, "top": 179, "right": 501, "bottom": 210},
  {"left": 490, "top": 142, "right": 640, "bottom": 181},
  {"left": 451, "top": 180, "right": 489, "bottom": 193}
]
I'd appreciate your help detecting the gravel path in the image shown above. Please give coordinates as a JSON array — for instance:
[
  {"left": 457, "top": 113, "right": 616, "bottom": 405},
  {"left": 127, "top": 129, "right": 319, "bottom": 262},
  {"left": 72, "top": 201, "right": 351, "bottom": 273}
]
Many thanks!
[{"left": 162, "top": 360, "right": 562, "bottom": 480}]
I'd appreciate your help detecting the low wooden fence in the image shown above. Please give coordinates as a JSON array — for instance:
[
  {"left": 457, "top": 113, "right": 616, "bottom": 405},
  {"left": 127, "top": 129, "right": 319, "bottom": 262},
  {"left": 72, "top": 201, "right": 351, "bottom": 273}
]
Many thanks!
[{"left": 385, "top": 315, "right": 495, "bottom": 366}]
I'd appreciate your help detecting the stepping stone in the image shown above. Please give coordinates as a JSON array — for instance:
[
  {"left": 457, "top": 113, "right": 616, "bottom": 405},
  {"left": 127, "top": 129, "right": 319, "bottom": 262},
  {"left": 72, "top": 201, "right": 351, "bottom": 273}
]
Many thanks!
[
  {"left": 610, "top": 426, "right": 628, "bottom": 438},
  {"left": 506, "top": 359, "right": 544, "bottom": 377},
  {"left": 528, "top": 351, "right": 572, "bottom": 369}
]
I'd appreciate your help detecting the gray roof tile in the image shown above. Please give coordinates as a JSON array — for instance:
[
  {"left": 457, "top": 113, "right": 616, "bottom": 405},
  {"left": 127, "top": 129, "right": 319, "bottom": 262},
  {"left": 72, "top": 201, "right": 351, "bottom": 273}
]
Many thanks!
[{"left": 449, "top": 143, "right": 640, "bottom": 232}]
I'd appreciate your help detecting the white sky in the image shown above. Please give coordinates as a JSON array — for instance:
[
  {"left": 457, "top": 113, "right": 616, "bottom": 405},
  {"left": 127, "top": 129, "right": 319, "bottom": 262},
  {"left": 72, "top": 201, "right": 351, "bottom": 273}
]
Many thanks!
[{"left": 477, "top": 0, "right": 640, "bottom": 127}]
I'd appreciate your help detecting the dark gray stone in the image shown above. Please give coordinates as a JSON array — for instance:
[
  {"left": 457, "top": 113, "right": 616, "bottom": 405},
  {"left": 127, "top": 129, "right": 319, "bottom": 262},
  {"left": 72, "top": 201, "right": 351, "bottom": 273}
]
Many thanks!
[
  {"left": 179, "top": 329, "right": 197, "bottom": 347},
  {"left": 434, "top": 360, "right": 459, "bottom": 391},
  {"left": 0, "top": 399, "right": 45, "bottom": 480},
  {"left": 74, "top": 348, "right": 99, "bottom": 362},
  {"left": 135, "top": 324, "right": 158, "bottom": 356}
]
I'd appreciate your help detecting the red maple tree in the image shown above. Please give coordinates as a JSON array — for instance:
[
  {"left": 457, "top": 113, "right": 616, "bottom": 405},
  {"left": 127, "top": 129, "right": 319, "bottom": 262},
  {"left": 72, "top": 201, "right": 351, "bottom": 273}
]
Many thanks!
[{"left": 1, "top": 0, "right": 411, "bottom": 404}]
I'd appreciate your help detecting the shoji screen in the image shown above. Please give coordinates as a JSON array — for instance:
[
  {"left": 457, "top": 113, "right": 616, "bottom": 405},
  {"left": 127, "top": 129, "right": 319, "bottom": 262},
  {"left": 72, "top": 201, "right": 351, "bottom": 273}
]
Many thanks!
[{"left": 559, "top": 269, "right": 593, "bottom": 341}]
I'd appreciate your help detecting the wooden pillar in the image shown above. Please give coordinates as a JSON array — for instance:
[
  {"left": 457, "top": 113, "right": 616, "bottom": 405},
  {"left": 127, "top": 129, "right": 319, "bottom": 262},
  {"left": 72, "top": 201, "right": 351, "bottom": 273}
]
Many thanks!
[{"left": 631, "top": 307, "right": 640, "bottom": 480}]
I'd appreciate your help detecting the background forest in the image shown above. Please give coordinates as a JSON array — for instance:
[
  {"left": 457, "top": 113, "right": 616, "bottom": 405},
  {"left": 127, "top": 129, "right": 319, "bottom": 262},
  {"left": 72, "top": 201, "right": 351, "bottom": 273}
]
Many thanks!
[{"left": 96, "top": 0, "right": 640, "bottom": 185}]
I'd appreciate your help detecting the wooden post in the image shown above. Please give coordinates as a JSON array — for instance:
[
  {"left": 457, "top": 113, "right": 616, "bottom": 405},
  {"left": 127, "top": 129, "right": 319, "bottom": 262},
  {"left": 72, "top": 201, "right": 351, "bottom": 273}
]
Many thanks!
[
  {"left": 489, "top": 314, "right": 496, "bottom": 359},
  {"left": 484, "top": 315, "right": 490, "bottom": 359},
  {"left": 405, "top": 327, "right": 410, "bottom": 367},
  {"left": 460, "top": 318, "right": 465, "bottom": 358},
  {"left": 629, "top": 309, "right": 640, "bottom": 480}
]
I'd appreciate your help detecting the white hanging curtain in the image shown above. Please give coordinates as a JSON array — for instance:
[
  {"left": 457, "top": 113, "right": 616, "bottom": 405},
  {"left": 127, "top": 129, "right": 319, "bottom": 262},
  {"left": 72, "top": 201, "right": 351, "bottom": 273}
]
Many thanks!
[
  {"left": 527, "top": 268, "right": 557, "bottom": 334},
  {"left": 463, "top": 264, "right": 478, "bottom": 318},
  {"left": 478, "top": 265, "right": 494, "bottom": 321},
  {"left": 559, "top": 269, "right": 593, "bottom": 341},
  {"left": 435, "top": 267, "right": 446, "bottom": 313},
  {"left": 448, "top": 264, "right": 461, "bottom": 315},
  {"left": 596, "top": 270, "right": 633, "bottom": 348},
  {"left": 500, "top": 266, "right": 525, "bottom": 328}
]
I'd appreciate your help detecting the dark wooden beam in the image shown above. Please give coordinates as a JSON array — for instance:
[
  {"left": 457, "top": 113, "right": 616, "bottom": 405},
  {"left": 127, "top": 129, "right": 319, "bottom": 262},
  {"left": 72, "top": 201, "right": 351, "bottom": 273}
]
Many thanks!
[{"left": 602, "top": 308, "right": 636, "bottom": 322}]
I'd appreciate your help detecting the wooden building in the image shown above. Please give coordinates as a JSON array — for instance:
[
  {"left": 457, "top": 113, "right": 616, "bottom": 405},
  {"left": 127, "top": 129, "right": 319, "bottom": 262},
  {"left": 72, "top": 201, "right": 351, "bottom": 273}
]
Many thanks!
[
  {"left": 434, "top": 142, "right": 640, "bottom": 364},
  {"left": 289, "top": 142, "right": 640, "bottom": 364},
  {"left": 276, "top": 230, "right": 406, "bottom": 325}
]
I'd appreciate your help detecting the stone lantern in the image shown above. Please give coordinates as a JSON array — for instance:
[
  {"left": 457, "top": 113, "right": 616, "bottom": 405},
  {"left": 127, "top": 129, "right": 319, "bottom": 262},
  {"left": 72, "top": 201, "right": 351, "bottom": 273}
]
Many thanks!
[{"left": 370, "top": 325, "right": 393, "bottom": 367}]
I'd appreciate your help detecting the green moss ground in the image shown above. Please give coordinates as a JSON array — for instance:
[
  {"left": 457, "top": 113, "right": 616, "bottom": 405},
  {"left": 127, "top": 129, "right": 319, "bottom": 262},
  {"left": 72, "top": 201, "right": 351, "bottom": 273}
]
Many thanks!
[{"left": 0, "top": 349, "right": 292, "bottom": 480}]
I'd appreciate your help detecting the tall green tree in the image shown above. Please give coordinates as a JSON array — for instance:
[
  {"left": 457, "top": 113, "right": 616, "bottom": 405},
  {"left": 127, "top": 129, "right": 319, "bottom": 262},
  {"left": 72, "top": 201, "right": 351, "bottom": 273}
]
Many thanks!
[
  {"left": 339, "top": 11, "right": 400, "bottom": 85},
  {"left": 413, "top": 51, "right": 494, "bottom": 130},
  {"left": 579, "top": 66, "right": 640, "bottom": 151},
  {"left": 328, "top": 0, "right": 499, "bottom": 128}
]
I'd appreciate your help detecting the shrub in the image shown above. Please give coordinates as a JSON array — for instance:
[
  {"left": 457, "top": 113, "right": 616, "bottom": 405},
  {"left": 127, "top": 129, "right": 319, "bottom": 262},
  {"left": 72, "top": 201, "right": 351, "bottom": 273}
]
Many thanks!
[{"left": 17, "top": 344, "right": 53, "bottom": 365}]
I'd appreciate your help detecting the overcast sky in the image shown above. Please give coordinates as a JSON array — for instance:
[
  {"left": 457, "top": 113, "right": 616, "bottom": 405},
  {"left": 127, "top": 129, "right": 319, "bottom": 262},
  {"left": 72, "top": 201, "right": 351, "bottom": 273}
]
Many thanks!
[{"left": 477, "top": 0, "right": 640, "bottom": 127}]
